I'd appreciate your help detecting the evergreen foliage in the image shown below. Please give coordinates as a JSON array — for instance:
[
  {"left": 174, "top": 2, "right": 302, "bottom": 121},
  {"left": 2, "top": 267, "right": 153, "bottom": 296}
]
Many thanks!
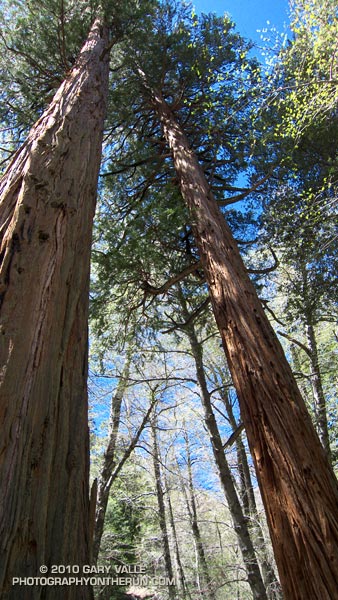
[{"left": 0, "top": 0, "right": 337, "bottom": 597}]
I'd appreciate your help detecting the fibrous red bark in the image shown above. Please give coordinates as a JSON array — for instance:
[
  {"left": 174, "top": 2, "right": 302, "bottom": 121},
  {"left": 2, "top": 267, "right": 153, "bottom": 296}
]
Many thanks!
[
  {"left": 0, "top": 19, "right": 109, "bottom": 599},
  {"left": 152, "top": 90, "right": 338, "bottom": 600}
]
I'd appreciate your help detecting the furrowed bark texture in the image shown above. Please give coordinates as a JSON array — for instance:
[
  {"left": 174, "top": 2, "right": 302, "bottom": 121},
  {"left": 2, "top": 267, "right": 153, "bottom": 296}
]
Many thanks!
[
  {"left": 0, "top": 20, "right": 109, "bottom": 599},
  {"left": 152, "top": 92, "right": 338, "bottom": 600}
]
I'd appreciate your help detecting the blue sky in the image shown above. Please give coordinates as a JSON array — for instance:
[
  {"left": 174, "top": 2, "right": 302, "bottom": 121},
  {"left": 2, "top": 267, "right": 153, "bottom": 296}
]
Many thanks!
[{"left": 192, "top": 0, "right": 290, "bottom": 45}]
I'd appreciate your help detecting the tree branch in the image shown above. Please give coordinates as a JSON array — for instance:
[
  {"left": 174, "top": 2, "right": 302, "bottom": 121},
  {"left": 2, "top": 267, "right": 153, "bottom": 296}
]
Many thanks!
[
  {"left": 277, "top": 331, "right": 312, "bottom": 357},
  {"left": 223, "top": 423, "right": 245, "bottom": 449},
  {"left": 217, "top": 171, "right": 274, "bottom": 206},
  {"left": 162, "top": 297, "right": 211, "bottom": 334},
  {"left": 108, "top": 396, "right": 157, "bottom": 487},
  {"left": 247, "top": 247, "right": 279, "bottom": 275},
  {"left": 142, "top": 261, "right": 202, "bottom": 297},
  {"left": 261, "top": 300, "right": 287, "bottom": 327}
]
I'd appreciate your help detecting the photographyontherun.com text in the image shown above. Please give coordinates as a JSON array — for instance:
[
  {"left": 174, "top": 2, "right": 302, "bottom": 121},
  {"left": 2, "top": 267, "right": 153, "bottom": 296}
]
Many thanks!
[{"left": 12, "top": 564, "right": 176, "bottom": 587}]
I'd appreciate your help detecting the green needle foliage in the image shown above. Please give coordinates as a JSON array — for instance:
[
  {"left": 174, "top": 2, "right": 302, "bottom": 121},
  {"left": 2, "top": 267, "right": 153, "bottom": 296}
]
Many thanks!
[
  {"left": 0, "top": 0, "right": 99, "bottom": 130},
  {"left": 90, "top": 1, "right": 263, "bottom": 350},
  {"left": 1, "top": 1, "right": 337, "bottom": 595}
]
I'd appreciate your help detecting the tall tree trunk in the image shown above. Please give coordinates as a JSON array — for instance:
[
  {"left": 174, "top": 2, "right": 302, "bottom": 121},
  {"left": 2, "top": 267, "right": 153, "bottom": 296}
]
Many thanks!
[
  {"left": 182, "top": 429, "right": 217, "bottom": 600},
  {"left": 94, "top": 389, "right": 156, "bottom": 567},
  {"left": 296, "top": 260, "right": 331, "bottom": 462},
  {"left": 220, "top": 387, "right": 282, "bottom": 599},
  {"left": 178, "top": 295, "right": 268, "bottom": 600},
  {"left": 94, "top": 384, "right": 156, "bottom": 564},
  {"left": 93, "top": 351, "right": 132, "bottom": 563},
  {"left": 305, "top": 321, "right": 331, "bottom": 461},
  {"left": 289, "top": 345, "right": 310, "bottom": 404},
  {"left": 219, "top": 386, "right": 256, "bottom": 518},
  {"left": 150, "top": 419, "right": 176, "bottom": 600},
  {"left": 0, "top": 19, "right": 110, "bottom": 599},
  {"left": 163, "top": 470, "right": 191, "bottom": 600},
  {"left": 150, "top": 91, "right": 338, "bottom": 599}
]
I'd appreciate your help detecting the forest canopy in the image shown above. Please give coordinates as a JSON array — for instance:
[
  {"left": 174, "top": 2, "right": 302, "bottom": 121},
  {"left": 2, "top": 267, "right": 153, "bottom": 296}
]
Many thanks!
[{"left": 0, "top": 1, "right": 337, "bottom": 599}]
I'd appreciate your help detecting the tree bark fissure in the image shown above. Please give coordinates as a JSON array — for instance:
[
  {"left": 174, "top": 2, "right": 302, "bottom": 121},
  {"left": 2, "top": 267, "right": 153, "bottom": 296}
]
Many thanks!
[
  {"left": 0, "top": 19, "right": 110, "bottom": 599},
  {"left": 151, "top": 90, "right": 338, "bottom": 600}
]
